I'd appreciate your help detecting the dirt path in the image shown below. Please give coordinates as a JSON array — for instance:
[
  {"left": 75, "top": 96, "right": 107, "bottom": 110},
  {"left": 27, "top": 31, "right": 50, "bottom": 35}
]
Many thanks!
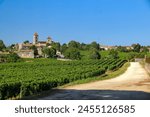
[{"left": 39, "top": 62, "right": 150, "bottom": 100}]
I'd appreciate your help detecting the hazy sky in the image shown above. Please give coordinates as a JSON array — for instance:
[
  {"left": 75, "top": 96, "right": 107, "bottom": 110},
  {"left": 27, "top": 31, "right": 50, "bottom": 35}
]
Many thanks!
[{"left": 0, "top": 0, "right": 150, "bottom": 46}]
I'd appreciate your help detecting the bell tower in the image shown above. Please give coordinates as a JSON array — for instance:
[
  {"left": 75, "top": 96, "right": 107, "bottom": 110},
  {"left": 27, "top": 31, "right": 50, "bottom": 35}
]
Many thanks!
[
  {"left": 47, "top": 36, "right": 52, "bottom": 44},
  {"left": 33, "top": 32, "right": 38, "bottom": 44}
]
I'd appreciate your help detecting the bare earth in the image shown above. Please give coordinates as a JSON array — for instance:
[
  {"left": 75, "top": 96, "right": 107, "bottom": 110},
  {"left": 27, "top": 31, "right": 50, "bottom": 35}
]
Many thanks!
[{"left": 39, "top": 62, "right": 150, "bottom": 100}]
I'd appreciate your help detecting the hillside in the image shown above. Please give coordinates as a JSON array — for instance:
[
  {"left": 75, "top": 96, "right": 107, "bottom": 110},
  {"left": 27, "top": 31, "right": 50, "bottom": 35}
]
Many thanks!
[{"left": 39, "top": 62, "right": 150, "bottom": 100}]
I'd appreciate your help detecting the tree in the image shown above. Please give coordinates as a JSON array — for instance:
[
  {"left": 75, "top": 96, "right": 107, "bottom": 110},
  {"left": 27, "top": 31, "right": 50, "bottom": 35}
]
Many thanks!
[
  {"left": 108, "top": 49, "right": 119, "bottom": 59},
  {"left": 6, "top": 44, "right": 16, "bottom": 52},
  {"left": 51, "top": 42, "right": 61, "bottom": 51},
  {"left": 64, "top": 48, "right": 81, "bottom": 60},
  {"left": 30, "top": 45, "right": 38, "bottom": 56},
  {"left": 0, "top": 40, "right": 6, "bottom": 51},
  {"left": 42, "top": 47, "right": 49, "bottom": 58},
  {"left": 60, "top": 43, "right": 68, "bottom": 53},
  {"left": 85, "top": 44, "right": 91, "bottom": 50},
  {"left": 49, "top": 48, "right": 56, "bottom": 58},
  {"left": 68, "top": 40, "right": 81, "bottom": 49},
  {"left": 141, "top": 46, "right": 149, "bottom": 53},
  {"left": 80, "top": 43, "right": 86, "bottom": 50},
  {"left": 42, "top": 47, "right": 56, "bottom": 58},
  {"left": 89, "top": 49, "right": 101, "bottom": 59},
  {"left": 10, "top": 44, "right": 15, "bottom": 49},
  {"left": 117, "top": 46, "right": 128, "bottom": 52},
  {"left": 132, "top": 43, "right": 141, "bottom": 52},
  {"left": 7, "top": 53, "right": 20, "bottom": 62},
  {"left": 23, "top": 40, "right": 29, "bottom": 44},
  {"left": 90, "top": 41, "right": 100, "bottom": 50}
]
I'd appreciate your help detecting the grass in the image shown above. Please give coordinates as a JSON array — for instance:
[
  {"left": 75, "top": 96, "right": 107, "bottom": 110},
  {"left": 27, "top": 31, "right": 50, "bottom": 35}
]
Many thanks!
[
  {"left": 22, "top": 62, "right": 130, "bottom": 99},
  {"left": 61, "top": 62, "right": 130, "bottom": 88}
]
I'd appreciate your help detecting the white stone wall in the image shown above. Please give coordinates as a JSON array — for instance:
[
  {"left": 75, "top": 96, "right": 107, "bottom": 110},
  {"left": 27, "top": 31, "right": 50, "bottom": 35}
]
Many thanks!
[{"left": 18, "top": 51, "right": 34, "bottom": 58}]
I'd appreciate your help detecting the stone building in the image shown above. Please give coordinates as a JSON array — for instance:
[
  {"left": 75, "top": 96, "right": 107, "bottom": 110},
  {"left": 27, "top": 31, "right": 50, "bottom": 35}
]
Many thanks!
[
  {"left": 17, "top": 50, "right": 34, "bottom": 58},
  {"left": 17, "top": 33, "right": 53, "bottom": 58}
]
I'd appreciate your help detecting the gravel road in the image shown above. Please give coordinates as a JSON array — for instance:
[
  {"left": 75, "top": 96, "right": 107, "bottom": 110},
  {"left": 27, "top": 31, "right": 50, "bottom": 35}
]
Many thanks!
[{"left": 39, "top": 62, "right": 150, "bottom": 100}]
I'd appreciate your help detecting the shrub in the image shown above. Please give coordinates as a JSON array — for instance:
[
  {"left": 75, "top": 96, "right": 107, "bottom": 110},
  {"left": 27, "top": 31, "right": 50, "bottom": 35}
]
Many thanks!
[{"left": 89, "top": 49, "right": 101, "bottom": 59}]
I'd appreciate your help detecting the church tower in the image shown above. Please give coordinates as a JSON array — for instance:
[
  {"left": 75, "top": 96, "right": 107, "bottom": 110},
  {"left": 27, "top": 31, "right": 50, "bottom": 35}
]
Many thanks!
[
  {"left": 47, "top": 36, "right": 52, "bottom": 44},
  {"left": 33, "top": 32, "right": 38, "bottom": 44}
]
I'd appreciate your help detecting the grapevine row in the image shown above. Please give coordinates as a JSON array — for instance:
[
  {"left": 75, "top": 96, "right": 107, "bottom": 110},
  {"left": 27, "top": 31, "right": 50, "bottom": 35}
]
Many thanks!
[{"left": 0, "top": 58, "right": 127, "bottom": 99}]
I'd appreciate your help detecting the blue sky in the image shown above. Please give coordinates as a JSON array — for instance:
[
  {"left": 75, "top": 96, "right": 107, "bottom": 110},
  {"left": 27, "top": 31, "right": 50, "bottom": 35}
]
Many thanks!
[{"left": 0, "top": 0, "right": 150, "bottom": 46}]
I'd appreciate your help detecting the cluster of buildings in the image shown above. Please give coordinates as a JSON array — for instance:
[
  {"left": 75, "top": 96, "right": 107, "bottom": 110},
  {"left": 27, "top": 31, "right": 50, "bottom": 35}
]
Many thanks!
[
  {"left": 15, "top": 33, "right": 150, "bottom": 58},
  {"left": 16, "top": 33, "right": 53, "bottom": 58},
  {"left": 100, "top": 45, "right": 133, "bottom": 51},
  {"left": 100, "top": 45, "right": 150, "bottom": 52}
]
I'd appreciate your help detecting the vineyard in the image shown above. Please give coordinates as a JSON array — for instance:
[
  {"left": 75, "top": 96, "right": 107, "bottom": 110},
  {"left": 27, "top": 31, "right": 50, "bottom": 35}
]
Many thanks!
[{"left": 0, "top": 58, "right": 127, "bottom": 99}]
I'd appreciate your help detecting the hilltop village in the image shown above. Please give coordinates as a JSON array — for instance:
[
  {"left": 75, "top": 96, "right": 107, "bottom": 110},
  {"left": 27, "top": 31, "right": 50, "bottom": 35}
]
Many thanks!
[
  {"left": 17, "top": 33, "right": 53, "bottom": 58},
  {"left": 0, "top": 33, "right": 150, "bottom": 63},
  {"left": 9, "top": 33, "right": 63, "bottom": 59},
  {"left": 15, "top": 33, "right": 150, "bottom": 59}
]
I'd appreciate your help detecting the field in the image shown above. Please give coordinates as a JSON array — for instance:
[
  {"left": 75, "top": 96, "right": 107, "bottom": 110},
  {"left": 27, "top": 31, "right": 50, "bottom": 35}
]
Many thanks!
[{"left": 0, "top": 58, "right": 126, "bottom": 99}]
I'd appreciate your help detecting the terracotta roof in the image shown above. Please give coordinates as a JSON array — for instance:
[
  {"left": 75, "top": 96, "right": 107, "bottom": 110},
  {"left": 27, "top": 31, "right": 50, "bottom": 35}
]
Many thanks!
[{"left": 38, "top": 41, "right": 46, "bottom": 44}]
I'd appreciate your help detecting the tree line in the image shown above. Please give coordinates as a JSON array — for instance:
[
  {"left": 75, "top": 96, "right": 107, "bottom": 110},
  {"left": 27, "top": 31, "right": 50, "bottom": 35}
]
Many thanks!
[{"left": 0, "top": 39, "right": 150, "bottom": 61}]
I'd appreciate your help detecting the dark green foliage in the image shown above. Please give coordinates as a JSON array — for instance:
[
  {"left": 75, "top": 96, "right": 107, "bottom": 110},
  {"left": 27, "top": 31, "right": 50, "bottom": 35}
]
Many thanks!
[
  {"left": 6, "top": 53, "right": 20, "bottom": 62},
  {"left": 0, "top": 53, "right": 20, "bottom": 63},
  {"left": 51, "top": 42, "right": 61, "bottom": 51},
  {"left": 126, "top": 52, "right": 135, "bottom": 61},
  {"left": 108, "top": 59, "right": 126, "bottom": 70},
  {"left": 42, "top": 47, "right": 56, "bottom": 58},
  {"left": 68, "top": 40, "right": 81, "bottom": 49},
  {"left": 126, "top": 52, "right": 145, "bottom": 61},
  {"left": 49, "top": 48, "right": 56, "bottom": 58},
  {"left": 7, "top": 44, "right": 16, "bottom": 51},
  {"left": 60, "top": 43, "right": 68, "bottom": 53},
  {"left": 135, "top": 53, "right": 145, "bottom": 58},
  {"left": 132, "top": 43, "right": 141, "bottom": 52},
  {"left": 0, "top": 40, "right": 6, "bottom": 51},
  {"left": 108, "top": 49, "right": 119, "bottom": 59},
  {"left": 90, "top": 41, "right": 100, "bottom": 50},
  {"left": 89, "top": 49, "right": 101, "bottom": 59},
  {"left": 23, "top": 40, "right": 29, "bottom": 44},
  {"left": 64, "top": 48, "right": 81, "bottom": 60},
  {"left": 80, "top": 43, "right": 87, "bottom": 50},
  {"left": 117, "top": 46, "right": 128, "bottom": 52},
  {"left": 30, "top": 45, "right": 38, "bottom": 56},
  {"left": 0, "top": 58, "right": 126, "bottom": 99},
  {"left": 0, "top": 82, "right": 21, "bottom": 99},
  {"left": 141, "top": 47, "right": 149, "bottom": 53}
]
